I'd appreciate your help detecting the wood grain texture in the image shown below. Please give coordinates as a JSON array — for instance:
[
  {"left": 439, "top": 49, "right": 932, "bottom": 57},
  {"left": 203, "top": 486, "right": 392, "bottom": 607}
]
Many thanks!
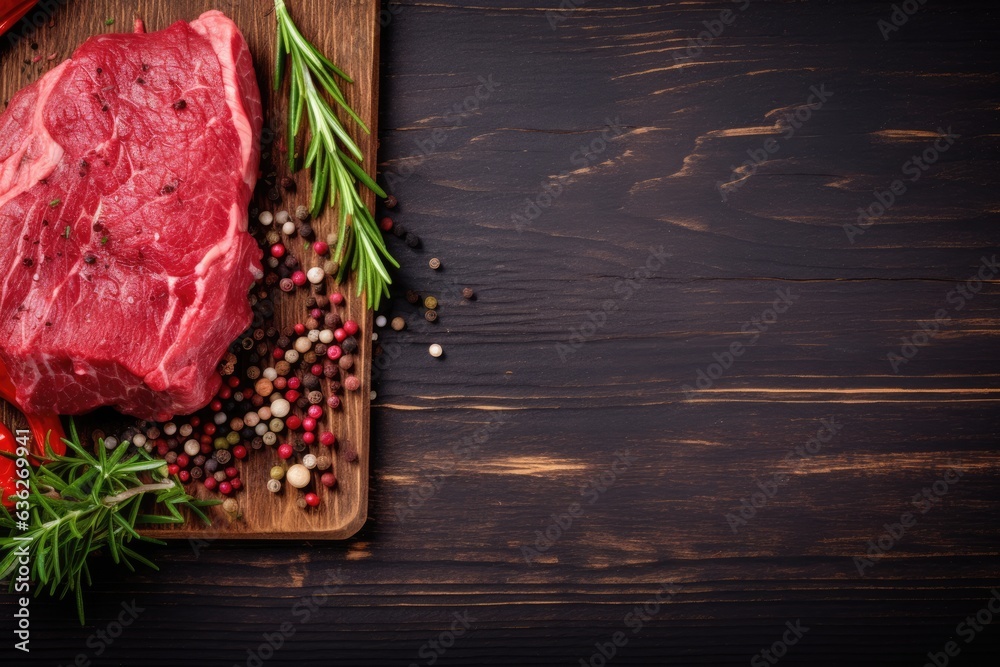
[
  {"left": 0, "top": 0, "right": 379, "bottom": 539},
  {"left": 3, "top": 0, "right": 1000, "bottom": 665}
]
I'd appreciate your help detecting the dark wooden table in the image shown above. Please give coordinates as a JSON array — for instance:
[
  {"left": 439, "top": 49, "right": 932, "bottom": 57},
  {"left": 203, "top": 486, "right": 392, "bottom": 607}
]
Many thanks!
[{"left": 4, "top": 1, "right": 1000, "bottom": 665}]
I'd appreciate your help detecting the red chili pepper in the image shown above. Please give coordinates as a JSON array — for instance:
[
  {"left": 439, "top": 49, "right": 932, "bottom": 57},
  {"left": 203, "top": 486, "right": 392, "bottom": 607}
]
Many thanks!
[{"left": 0, "top": 358, "right": 66, "bottom": 507}]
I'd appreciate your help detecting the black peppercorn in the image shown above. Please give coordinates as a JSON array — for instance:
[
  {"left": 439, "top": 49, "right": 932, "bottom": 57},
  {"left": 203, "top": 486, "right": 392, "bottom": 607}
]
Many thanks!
[
  {"left": 276, "top": 335, "right": 291, "bottom": 350},
  {"left": 299, "top": 223, "right": 314, "bottom": 239},
  {"left": 204, "top": 459, "right": 219, "bottom": 474},
  {"left": 190, "top": 466, "right": 204, "bottom": 480},
  {"left": 193, "top": 455, "right": 207, "bottom": 467},
  {"left": 283, "top": 254, "right": 299, "bottom": 269},
  {"left": 296, "top": 397, "right": 310, "bottom": 411},
  {"left": 424, "top": 310, "right": 438, "bottom": 322},
  {"left": 303, "top": 374, "right": 321, "bottom": 390},
  {"left": 215, "top": 450, "right": 232, "bottom": 465},
  {"left": 462, "top": 287, "right": 475, "bottom": 300},
  {"left": 405, "top": 233, "right": 420, "bottom": 248},
  {"left": 384, "top": 195, "right": 397, "bottom": 209},
  {"left": 293, "top": 440, "right": 307, "bottom": 453},
  {"left": 172, "top": 99, "right": 187, "bottom": 110},
  {"left": 392, "top": 223, "right": 406, "bottom": 238},
  {"left": 341, "top": 337, "right": 359, "bottom": 354},
  {"left": 280, "top": 176, "right": 296, "bottom": 192},
  {"left": 405, "top": 290, "right": 420, "bottom": 304}
]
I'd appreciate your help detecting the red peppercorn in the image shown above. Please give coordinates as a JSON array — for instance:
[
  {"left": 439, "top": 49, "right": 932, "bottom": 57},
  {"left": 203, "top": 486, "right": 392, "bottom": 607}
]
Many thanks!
[
  {"left": 304, "top": 492, "right": 320, "bottom": 507},
  {"left": 310, "top": 308, "right": 323, "bottom": 320},
  {"left": 203, "top": 423, "right": 217, "bottom": 436},
  {"left": 201, "top": 442, "right": 213, "bottom": 455},
  {"left": 334, "top": 328, "right": 347, "bottom": 342},
  {"left": 291, "top": 271, "right": 307, "bottom": 286},
  {"left": 179, "top": 470, "right": 190, "bottom": 483},
  {"left": 307, "top": 405, "right": 323, "bottom": 419},
  {"left": 167, "top": 464, "right": 180, "bottom": 476},
  {"left": 343, "top": 320, "right": 359, "bottom": 336},
  {"left": 157, "top": 442, "right": 169, "bottom": 457},
  {"left": 287, "top": 376, "right": 301, "bottom": 390},
  {"left": 225, "top": 466, "right": 239, "bottom": 478},
  {"left": 272, "top": 347, "right": 285, "bottom": 360},
  {"left": 310, "top": 364, "right": 324, "bottom": 377},
  {"left": 321, "top": 472, "right": 337, "bottom": 488},
  {"left": 313, "top": 241, "right": 329, "bottom": 255},
  {"left": 302, "top": 432, "right": 316, "bottom": 445},
  {"left": 294, "top": 323, "right": 306, "bottom": 336},
  {"left": 203, "top": 477, "right": 218, "bottom": 491},
  {"left": 230, "top": 478, "right": 243, "bottom": 491},
  {"left": 285, "top": 389, "right": 300, "bottom": 403},
  {"left": 219, "top": 481, "right": 233, "bottom": 495},
  {"left": 274, "top": 377, "right": 288, "bottom": 391},
  {"left": 302, "top": 417, "right": 317, "bottom": 432},
  {"left": 233, "top": 445, "right": 248, "bottom": 460},
  {"left": 190, "top": 416, "right": 202, "bottom": 427},
  {"left": 200, "top": 434, "right": 212, "bottom": 446},
  {"left": 226, "top": 376, "right": 240, "bottom": 389},
  {"left": 344, "top": 375, "right": 361, "bottom": 392},
  {"left": 210, "top": 399, "right": 223, "bottom": 412},
  {"left": 176, "top": 454, "right": 190, "bottom": 468},
  {"left": 270, "top": 243, "right": 286, "bottom": 258},
  {"left": 320, "top": 432, "right": 336, "bottom": 447},
  {"left": 218, "top": 386, "right": 232, "bottom": 400},
  {"left": 379, "top": 217, "right": 393, "bottom": 232},
  {"left": 326, "top": 396, "right": 341, "bottom": 409},
  {"left": 278, "top": 443, "right": 294, "bottom": 459},
  {"left": 326, "top": 346, "right": 343, "bottom": 361},
  {"left": 330, "top": 292, "right": 344, "bottom": 306},
  {"left": 286, "top": 415, "right": 302, "bottom": 430}
]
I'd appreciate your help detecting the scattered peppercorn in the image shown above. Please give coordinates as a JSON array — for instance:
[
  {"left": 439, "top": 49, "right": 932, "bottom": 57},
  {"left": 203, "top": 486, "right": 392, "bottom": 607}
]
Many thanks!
[
  {"left": 405, "top": 233, "right": 420, "bottom": 248},
  {"left": 280, "top": 176, "right": 296, "bottom": 192},
  {"left": 172, "top": 99, "right": 187, "bottom": 110},
  {"left": 423, "top": 296, "right": 438, "bottom": 310},
  {"left": 428, "top": 258, "right": 441, "bottom": 270},
  {"left": 390, "top": 317, "right": 406, "bottom": 331},
  {"left": 462, "top": 287, "right": 475, "bottom": 300},
  {"left": 424, "top": 310, "right": 438, "bottom": 323},
  {"left": 405, "top": 290, "right": 420, "bottom": 304},
  {"left": 384, "top": 195, "right": 397, "bottom": 209}
]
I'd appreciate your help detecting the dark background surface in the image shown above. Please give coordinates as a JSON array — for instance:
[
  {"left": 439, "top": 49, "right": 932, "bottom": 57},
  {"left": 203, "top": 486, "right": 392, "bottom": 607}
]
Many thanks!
[{"left": 4, "top": 0, "right": 1000, "bottom": 665}]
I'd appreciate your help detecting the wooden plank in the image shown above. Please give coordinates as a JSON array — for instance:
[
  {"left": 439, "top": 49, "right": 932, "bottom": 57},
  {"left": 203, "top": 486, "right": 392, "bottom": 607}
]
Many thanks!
[{"left": 0, "top": 0, "right": 379, "bottom": 539}]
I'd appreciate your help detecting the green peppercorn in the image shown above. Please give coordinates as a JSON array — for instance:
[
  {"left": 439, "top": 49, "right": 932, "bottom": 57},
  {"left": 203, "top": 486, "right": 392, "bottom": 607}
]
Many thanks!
[
  {"left": 270, "top": 466, "right": 285, "bottom": 480},
  {"left": 423, "top": 296, "right": 438, "bottom": 310}
]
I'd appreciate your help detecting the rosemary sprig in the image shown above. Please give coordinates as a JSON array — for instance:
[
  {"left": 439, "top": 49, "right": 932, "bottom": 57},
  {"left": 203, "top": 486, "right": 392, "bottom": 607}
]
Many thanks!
[
  {"left": 0, "top": 420, "right": 217, "bottom": 624},
  {"left": 274, "top": 0, "right": 398, "bottom": 310}
]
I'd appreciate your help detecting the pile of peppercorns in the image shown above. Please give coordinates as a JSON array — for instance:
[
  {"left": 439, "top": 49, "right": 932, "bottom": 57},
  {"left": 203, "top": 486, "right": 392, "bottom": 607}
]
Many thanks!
[{"left": 106, "top": 203, "right": 364, "bottom": 510}]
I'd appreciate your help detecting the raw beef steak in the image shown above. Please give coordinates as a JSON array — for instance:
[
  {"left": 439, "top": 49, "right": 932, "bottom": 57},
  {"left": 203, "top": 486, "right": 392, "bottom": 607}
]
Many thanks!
[{"left": 0, "top": 11, "right": 262, "bottom": 421}]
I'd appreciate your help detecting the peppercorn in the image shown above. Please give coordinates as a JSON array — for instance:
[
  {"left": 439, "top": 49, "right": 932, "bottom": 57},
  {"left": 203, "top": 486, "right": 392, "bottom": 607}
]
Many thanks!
[
  {"left": 304, "top": 492, "right": 320, "bottom": 508},
  {"left": 316, "top": 455, "right": 332, "bottom": 471},
  {"left": 424, "top": 296, "right": 438, "bottom": 310},
  {"left": 462, "top": 287, "right": 475, "bottom": 300},
  {"left": 267, "top": 478, "right": 282, "bottom": 493},
  {"left": 303, "top": 454, "right": 318, "bottom": 469},
  {"left": 275, "top": 360, "right": 292, "bottom": 376},
  {"left": 344, "top": 375, "right": 361, "bottom": 391},
  {"left": 327, "top": 395, "right": 341, "bottom": 409},
  {"left": 429, "top": 343, "right": 443, "bottom": 358},
  {"left": 223, "top": 498, "right": 239, "bottom": 514},
  {"left": 280, "top": 176, "right": 296, "bottom": 192},
  {"left": 305, "top": 317, "right": 320, "bottom": 330},
  {"left": 341, "top": 337, "right": 358, "bottom": 354},
  {"left": 392, "top": 223, "right": 407, "bottom": 238},
  {"left": 405, "top": 233, "right": 420, "bottom": 248},
  {"left": 323, "top": 260, "right": 340, "bottom": 276},
  {"left": 379, "top": 217, "right": 393, "bottom": 232},
  {"left": 279, "top": 278, "right": 294, "bottom": 292},
  {"left": 344, "top": 449, "right": 359, "bottom": 463},
  {"left": 215, "top": 450, "right": 233, "bottom": 464},
  {"left": 190, "top": 466, "right": 204, "bottom": 480},
  {"left": 313, "top": 343, "right": 328, "bottom": 358},
  {"left": 339, "top": 355, "right": 354, "bottom": 371},
  {"left": 324, "top": 312, "right": 342, "bottom": 329},
  {"left": 321, "top": 472, "right": 337, "bottom": 488},
  {"left": 295, "top": 205, "right": 310, "bottom": 220},
  {"left": 423, "top": 309, "right": 437, "bottom": 323},
  {"left": 286, "top": 464, "right": 310, "bottom": 488},
  {"left": 299, "top": 223, "right": 314, "bottom": 239},
  {"left": 384, "top": 194, "right": 397, "bottom": 209},
  {"left": 429, "top": 258, "right": 441, "bottom": 270},
  {"left": 405, "top": 290, "right": 420, "bottom": 304},
  {"left": 390, "top": 317, "right": 406, "bottom": 331}
]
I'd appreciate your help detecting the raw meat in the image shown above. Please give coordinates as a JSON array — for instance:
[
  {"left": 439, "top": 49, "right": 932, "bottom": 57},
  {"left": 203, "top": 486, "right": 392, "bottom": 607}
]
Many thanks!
[{"left": 0, "top": 11, "right": 262, "bottom": 421}]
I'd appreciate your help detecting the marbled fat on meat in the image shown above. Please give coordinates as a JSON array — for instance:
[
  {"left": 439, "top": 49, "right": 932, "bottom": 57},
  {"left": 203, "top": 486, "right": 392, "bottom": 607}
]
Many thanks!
[{"left": 0, "top": 11, "right": 262, "bottom": 420}]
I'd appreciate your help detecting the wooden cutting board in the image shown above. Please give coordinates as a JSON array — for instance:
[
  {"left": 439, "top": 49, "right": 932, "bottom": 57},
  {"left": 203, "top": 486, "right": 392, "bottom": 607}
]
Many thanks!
[{"left": 0, "top": 0, "right": 378, "bottom": 539}]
